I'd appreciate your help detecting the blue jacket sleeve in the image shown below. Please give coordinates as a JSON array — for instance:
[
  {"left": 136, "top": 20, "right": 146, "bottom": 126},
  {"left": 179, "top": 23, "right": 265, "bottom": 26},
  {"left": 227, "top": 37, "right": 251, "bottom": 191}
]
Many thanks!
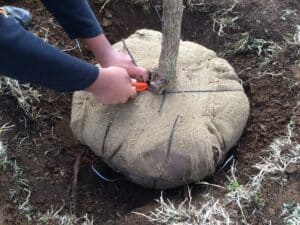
[
  {"left": 0, "top": 15, "right": 99, "bottom": 92},
  {"left": 41, "top": 0, "right": 103, "bottom": 39}
]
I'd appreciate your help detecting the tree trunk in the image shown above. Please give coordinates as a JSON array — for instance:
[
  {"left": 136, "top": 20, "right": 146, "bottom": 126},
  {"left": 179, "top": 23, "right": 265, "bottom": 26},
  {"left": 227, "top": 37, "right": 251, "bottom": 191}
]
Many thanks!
[{"left": 150, "top": 0, "right": 183, "bottom": 94}]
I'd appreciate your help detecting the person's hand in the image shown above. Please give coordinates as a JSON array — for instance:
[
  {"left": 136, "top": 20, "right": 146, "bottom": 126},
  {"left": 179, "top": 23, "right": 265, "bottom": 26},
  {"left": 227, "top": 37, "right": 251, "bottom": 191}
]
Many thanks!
[
  {"left": 86, "top": 66, "right": 137, "bottom": 105},
  {"left": 83, "top": 34, "right": 148, "bottom": 82},
  {"left": 101, "top": 49, "right": 148, "bottom": 82}
]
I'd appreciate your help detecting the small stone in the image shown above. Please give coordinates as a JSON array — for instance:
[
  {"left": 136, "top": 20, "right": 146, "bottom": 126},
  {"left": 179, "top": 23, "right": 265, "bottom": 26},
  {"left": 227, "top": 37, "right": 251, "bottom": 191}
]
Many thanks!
[
  {"left": 267, "top": 208, "right": 276, "bottom": 216},
  {"left": 102, "top": 18, "right": 112, "bottom": 27},
  {"left": 105, "top": 10, "right": 113, "bottom": 18},
  {"left": 285, "top": 164, "right": 299, "bottom": 175}
]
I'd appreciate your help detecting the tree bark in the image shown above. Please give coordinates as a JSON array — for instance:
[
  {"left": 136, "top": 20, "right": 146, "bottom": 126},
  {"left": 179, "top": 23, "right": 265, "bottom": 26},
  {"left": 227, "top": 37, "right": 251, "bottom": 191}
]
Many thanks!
[{"left": 150, "top": 0, "right": 183, "bottom": 94}]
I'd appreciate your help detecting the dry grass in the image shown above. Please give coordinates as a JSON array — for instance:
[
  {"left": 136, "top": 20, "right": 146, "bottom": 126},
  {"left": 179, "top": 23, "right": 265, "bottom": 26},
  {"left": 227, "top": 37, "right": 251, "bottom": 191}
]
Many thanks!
[
  {"left": 221, "top": 32, "right": 281, "bottom": 58},
  {"left": 0, "top": 77, "right": 41, "bottom": 119},
  {"left": 0, "top": 123, "right": 32, "bottom": 220},
  {"left": 37, "top": 203, "right": 94, "bottom": 225},
  {"left": 135, "top": 190, "right": 232, "bottom": 225},
  {"left": 281, "top": 202, "right": 300, "bottom": 225},
  {"left": 250, "top": 117, "right": 299, "bottom": 190},
  {"left": 0, "top": 124, "right": 12, "bottom": 171}
]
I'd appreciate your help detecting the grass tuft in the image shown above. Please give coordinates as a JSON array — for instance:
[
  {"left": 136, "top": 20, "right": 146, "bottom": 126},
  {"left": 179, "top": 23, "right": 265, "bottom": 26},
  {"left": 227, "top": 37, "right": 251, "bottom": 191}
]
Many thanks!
[
  {"left": 250, "top": 116, "right": 300, "bottom": 193},
  {"left": 134, "top": 190, "right": 232, "bottom": 225},
  {"left": 0, "top": 123, "right": 14, "bottom": 171},
  {"left": 38, "top": 203, "right": 94, "bottom": 225},
  {"left": 281, "top": 202, "right": 300, "bottom": 225},
  {"left": 0, "top": 77, "right": 41, "bottom": 119},
  {"left": 222, "top": 33, "right": 281, "bottom": 58}
]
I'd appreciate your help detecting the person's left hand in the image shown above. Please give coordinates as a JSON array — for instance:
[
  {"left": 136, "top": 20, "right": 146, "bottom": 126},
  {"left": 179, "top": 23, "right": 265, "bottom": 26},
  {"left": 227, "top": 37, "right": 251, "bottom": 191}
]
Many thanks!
[
  {"left": 83, "top": 34, "right": 148, "bottom": 82},
  {"left": 101, "top": 49, "right": 148, "bottom": 82}
]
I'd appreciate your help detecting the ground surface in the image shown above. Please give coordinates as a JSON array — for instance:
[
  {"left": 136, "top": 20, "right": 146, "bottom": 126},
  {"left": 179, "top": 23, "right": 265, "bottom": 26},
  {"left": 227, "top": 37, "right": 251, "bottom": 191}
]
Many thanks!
[{"left": 0, "top": 0, "right": 299, "bottom": 224}]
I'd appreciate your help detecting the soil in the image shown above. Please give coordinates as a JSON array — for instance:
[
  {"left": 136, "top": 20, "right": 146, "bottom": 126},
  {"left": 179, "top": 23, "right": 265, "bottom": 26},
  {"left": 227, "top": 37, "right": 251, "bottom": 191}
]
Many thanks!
[{"left": 0, "top": 0, "right": 299, "bottom": 224}]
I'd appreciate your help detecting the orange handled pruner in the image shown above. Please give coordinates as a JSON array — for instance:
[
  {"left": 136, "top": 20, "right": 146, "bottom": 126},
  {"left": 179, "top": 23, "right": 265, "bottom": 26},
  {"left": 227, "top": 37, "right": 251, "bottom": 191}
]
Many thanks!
[
  {"left": 122, "top": 40, "right": 149, "bottom": 93},
  {"left": 132, "top": 82, "right": 148, "bottom": 92}
]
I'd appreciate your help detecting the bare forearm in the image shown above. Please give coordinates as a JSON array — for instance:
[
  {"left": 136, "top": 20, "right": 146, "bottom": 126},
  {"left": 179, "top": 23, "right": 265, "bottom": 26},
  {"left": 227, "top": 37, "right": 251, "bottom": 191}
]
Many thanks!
[{"left": 82, "top": 34, "right": 114, "bottom": 66}]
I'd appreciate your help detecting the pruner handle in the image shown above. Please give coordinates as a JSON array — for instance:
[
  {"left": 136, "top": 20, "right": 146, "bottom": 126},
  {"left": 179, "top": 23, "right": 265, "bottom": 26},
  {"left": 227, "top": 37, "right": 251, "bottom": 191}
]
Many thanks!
[{"left": 132, "top": 82, "right": 148, "bottom": 92}]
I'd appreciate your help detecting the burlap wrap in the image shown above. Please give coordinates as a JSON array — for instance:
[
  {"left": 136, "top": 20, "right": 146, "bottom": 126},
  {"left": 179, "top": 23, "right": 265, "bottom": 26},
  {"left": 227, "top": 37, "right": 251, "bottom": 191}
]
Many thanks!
[{"left": 71, "top": 29, "right": 250, "bottom": 189}]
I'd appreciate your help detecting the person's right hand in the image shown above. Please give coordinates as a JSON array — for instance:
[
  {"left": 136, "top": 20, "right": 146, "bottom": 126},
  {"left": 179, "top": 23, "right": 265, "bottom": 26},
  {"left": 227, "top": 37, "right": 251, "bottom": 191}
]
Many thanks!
[{"left": 86, "top": 66, "right": 137, "bottom": 105}]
